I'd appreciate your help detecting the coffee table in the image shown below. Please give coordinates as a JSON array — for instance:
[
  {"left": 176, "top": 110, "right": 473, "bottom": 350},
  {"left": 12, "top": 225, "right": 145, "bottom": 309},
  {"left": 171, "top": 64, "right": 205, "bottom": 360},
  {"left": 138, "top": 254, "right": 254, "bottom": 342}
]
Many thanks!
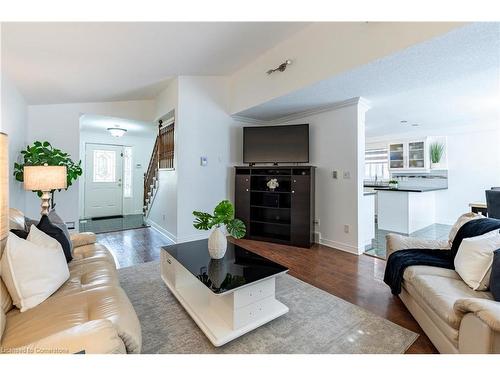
[{"left": 160, "top": 239, "right": 289, "bottom": 346}]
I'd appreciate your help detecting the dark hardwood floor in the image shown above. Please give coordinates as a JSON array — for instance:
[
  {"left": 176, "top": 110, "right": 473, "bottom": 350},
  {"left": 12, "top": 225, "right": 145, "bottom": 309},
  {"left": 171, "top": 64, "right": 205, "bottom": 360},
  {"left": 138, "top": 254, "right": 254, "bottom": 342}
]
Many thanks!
[{"left": 97, "top": 227, "right": 437, "bottom": 353}]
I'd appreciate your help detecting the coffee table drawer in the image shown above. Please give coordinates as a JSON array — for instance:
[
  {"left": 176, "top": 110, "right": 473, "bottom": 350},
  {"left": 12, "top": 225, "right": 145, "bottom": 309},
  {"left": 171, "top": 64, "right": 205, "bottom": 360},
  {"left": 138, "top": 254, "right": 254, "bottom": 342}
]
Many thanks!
[{"left": 233, "top": 278, "right": 275, "bottom": 308}]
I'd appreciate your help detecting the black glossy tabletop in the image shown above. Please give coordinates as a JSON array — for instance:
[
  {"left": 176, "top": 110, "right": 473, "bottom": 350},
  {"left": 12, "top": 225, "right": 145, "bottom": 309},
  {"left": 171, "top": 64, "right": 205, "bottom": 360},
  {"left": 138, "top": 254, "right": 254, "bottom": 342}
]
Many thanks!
[{"left": 162, "top": 239, "right": 288, "bottom": 294}]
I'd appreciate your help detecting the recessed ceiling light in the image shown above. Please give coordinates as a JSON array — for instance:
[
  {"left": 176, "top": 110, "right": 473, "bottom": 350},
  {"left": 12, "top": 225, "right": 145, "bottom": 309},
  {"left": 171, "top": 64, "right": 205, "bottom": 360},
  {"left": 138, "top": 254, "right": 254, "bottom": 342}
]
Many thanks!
[
  {"left": 411, "top": 124, "right": 419, "bottom": 127},
  {"left": 400, "top": 120, "right": 408, "bottom": 124}
]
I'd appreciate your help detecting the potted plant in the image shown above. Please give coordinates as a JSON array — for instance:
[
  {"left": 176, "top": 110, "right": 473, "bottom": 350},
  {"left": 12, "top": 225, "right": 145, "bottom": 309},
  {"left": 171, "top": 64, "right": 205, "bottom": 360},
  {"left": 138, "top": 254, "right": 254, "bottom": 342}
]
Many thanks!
[
  {"left": 13, "top": 141, "right": 82, "bottom": 209},
  {"left": 193, "top": 200, "right": 246, "bottom": 259},
  {"left": 430, "top": 142, "right": 445, "bottom": 169},
  {"left": 388, "top": 179, "right": 399, "bottom": 189}
]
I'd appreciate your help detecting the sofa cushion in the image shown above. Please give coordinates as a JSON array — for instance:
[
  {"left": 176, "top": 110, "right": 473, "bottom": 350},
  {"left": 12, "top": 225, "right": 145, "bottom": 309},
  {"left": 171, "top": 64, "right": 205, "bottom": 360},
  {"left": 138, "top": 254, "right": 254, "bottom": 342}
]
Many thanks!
[
  {"left": 448, "top": 212, "right": 483, "bottom": 246},
  {"left": 0, "top": 279, "right": 13, "bottom": 314},
  {"left": 71, "top": 243, "right": 116, "bottom": 266},
  {"left": 406, "top": 273, "right": 493, "bottom": 329},
  {"left": 1, "top": 232, "right": 70, "bottom": 312},
  {"left": 36, "top": 215, "right": 73, "bottom": 262},
  {"left": 8, "top": 208, "right": 25, "bottom": 231},
  {"left": 0, "top": 305, "right": 5, "bottom": 342},
  {"left": 54, "top": 260, "right": 119, "bottom": 297},
  {"left": 1, "top": 286, "right": 142, "bottom": 353}
]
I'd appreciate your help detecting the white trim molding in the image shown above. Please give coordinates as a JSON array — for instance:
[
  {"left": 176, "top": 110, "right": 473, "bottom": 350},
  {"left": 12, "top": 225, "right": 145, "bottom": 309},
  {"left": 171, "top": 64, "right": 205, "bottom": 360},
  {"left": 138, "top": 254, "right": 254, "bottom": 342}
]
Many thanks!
[
  {"left": 146, "top": 219, "right": 177, "bottom": 243},
  {"left": 231, "top": 97, "right": 371, "bottom": 125},
  {"left": 318, "top": 237, "right": 364, "bottom": 255}
]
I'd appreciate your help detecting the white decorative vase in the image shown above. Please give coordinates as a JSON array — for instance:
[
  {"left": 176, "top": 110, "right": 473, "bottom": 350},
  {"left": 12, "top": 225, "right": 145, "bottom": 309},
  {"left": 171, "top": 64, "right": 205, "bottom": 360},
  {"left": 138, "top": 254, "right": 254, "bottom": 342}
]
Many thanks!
[{"left": 208, "top": 227, "right": 227, "bottom": 259}]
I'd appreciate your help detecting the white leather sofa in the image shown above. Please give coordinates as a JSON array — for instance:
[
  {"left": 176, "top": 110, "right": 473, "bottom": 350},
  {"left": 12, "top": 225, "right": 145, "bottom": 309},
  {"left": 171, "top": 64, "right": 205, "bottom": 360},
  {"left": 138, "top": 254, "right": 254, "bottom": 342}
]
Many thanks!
[
  {"left": 386, "top": 234, "right": 500, "bottom": 354},
  {"left": 1, "top": 209, "right": 142, "bottom": 354}
]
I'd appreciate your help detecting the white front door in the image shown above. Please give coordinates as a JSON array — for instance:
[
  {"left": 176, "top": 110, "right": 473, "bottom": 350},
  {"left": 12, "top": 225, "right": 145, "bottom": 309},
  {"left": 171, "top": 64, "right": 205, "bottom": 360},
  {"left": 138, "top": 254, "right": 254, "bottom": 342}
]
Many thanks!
[{"left": 84, "top": 144, "right": 124, "bottom": 218}]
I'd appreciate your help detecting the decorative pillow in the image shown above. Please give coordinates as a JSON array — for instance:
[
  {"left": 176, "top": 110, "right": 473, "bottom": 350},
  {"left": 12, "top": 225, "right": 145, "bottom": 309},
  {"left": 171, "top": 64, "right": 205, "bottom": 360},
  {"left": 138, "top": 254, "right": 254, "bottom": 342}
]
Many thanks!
[
  {"left": 454, "top": 229, "right": 500, "bottom": 290},
  {"left": 9, "top": 229, "right": 29, "bottom": 240},
  {"left": 48, "top": 210, "right": 73, "bottom": 254},
  {"left": 36, "top": 215, "right": 73, "bottom": 262},
  {"left": 490, "top": 249, "right": 500, "bottom": 302},
  {"left": 24, "top": 216, "right": 39, "bottom": 230},
  {"left": 0, "top": 232, "right": 69, "bottom": 312},
  {"left": 448, "top": 212, "right": 484, "bottom": 246}
]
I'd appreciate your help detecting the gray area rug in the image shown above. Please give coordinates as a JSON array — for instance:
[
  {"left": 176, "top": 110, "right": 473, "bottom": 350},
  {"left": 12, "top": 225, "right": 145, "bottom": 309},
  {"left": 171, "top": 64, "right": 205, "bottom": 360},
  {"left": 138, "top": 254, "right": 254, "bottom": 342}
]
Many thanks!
[{"left": 118, "top": 261, "right": 418, "bottom": 354}]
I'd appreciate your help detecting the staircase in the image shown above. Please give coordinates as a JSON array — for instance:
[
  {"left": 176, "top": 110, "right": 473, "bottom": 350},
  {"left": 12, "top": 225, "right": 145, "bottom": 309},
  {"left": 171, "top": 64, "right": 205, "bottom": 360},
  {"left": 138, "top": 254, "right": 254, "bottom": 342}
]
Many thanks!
[{"left": 143, "top": 137, "right": 160, "bottom": 217}]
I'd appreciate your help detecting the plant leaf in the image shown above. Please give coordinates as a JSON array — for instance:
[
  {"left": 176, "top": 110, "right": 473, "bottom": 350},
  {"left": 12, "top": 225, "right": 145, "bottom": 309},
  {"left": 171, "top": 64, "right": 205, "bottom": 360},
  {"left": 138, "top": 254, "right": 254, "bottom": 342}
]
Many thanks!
[{"left": 226, "top": 219, "right": 246, "bottom": 239}]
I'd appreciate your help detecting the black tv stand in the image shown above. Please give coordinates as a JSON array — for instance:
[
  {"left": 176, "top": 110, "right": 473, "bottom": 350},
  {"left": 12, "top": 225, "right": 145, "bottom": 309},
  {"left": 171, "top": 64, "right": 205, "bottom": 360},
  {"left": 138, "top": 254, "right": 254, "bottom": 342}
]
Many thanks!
[{"left": 234, "top": 165, "right": 315, "bottom": 248}]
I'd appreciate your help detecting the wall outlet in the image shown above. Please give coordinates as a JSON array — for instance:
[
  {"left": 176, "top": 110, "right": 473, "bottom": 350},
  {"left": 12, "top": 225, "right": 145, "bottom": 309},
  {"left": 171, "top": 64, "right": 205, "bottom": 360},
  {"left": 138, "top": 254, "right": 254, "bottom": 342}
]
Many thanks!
[
  {"left": 200, "top": 156, "right": 208, "bottom": 166},
  {"left": 162, "top": 214, "right": 167, "bottom": 222},
  {"left": 344, "top": 224, "right": 350, "bottom": 234},
  {"left": 343, "top": 171, "right": 351, "bottom": 179},
  {"left": 313, "top": 219, "right": 320, "bottom": 226},
  {"left": 332, "top": 170, "right": 338, "bottom": 179}
]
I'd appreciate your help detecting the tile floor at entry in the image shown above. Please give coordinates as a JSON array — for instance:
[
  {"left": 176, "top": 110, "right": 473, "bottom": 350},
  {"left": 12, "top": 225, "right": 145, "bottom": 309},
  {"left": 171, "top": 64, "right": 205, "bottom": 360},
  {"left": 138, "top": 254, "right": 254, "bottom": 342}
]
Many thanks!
[
  {"left": 79, "top": 214, "right": 148, "bottom": 234},
  {"left": 364, "top": 223, "right": 452, "bottom": 259}
]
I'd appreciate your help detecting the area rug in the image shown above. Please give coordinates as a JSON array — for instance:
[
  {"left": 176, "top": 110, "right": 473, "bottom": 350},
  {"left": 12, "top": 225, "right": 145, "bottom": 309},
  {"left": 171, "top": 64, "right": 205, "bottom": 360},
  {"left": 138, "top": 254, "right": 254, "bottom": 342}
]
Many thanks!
[{"left": 118, "top": 261, "right": 418, "bottom": 354}]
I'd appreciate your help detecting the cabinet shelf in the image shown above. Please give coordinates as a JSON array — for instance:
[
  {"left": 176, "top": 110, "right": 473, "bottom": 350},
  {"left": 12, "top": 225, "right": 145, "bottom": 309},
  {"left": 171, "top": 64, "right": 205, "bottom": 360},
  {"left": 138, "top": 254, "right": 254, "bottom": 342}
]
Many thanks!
[{"left": 235, "top": 166, "right": 315, "bottom": 248}]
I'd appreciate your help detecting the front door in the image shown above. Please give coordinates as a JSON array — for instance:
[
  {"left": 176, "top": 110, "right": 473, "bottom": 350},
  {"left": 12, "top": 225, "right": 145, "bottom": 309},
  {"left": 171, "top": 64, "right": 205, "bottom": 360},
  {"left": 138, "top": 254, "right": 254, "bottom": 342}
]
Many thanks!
[{"left": 84, "top": 144, "right": 123, "bottom": 218}]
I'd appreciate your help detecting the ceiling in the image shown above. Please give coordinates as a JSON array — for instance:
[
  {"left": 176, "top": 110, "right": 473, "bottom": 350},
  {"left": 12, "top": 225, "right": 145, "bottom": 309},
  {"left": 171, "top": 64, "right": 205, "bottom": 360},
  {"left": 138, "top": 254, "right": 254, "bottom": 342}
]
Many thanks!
[
  {"left": 1, "top": 22, "right": 309, "bottom": 105},
  {"left": 235, "top": 22, "right": 500, "bottom": 138},
  {"left": 80, "top": 114, "right": 155, "bottom": 137}
]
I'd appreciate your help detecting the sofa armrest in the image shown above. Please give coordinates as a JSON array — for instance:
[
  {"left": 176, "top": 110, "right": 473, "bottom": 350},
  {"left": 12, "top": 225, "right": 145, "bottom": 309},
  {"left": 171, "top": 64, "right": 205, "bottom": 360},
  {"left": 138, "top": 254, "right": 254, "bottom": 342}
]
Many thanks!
[
  {"left": 386, "top": 233, "right": 450, "bottom": 258},
  {"left": 9, "top": 319, "right": 126, "bottom": 354},
  {"left": 70, "top": 232, "right": 97, "bottom": 248},
  {"left": 454, "top": 298, "right": 500, "bottom": 332}
]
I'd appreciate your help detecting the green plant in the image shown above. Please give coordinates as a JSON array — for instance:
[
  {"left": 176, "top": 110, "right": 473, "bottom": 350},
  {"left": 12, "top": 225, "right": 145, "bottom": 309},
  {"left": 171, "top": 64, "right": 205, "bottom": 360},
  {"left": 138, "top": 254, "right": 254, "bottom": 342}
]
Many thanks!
[
  {"left": 14, "top": 141, "right": 82, "bottom": 208},
  {"left": 388, "top": 179, "right": 398, "bottom": 184},
  {"left": 193, "top": 200, "right": 246, "bottom": 239},
  {"left": 430, "top": 142, "right": 445, "bottom": 164}
]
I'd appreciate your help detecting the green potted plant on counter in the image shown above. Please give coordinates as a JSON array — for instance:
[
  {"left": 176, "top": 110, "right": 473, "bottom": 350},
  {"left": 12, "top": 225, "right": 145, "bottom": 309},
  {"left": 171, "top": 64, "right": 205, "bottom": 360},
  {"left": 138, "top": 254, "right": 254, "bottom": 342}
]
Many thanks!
[
  {"left": 388, "top": 179, "right": 399, "bottom": 190},
  {"left": 193, "top": 200, "right": 246, "bottom": 259},
  {"left": 430, "top": 142, "right": 446, "bottom": 169}
]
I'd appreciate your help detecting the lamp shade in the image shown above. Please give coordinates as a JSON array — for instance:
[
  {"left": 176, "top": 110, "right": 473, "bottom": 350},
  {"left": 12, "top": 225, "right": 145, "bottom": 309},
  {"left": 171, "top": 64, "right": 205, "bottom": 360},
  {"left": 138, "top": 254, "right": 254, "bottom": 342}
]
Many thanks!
[
  {"left": 23, "top": 165, "right": 67, "bottom": 191},
  {"left": 0, "top": 133, "right": 8, "bottom": 246}
]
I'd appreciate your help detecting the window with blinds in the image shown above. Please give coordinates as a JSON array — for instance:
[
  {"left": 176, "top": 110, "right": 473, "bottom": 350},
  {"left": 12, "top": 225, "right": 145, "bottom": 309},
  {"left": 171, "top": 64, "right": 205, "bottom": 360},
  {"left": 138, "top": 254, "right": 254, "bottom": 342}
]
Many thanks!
[{"left": 365, "top": 147, "right": 389, "bottom": 180}]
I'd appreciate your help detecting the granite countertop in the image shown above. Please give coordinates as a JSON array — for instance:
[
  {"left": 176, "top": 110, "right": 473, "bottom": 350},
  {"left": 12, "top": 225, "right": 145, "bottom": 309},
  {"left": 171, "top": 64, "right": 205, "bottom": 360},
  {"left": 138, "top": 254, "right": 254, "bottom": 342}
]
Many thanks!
[{"left": 373, "top": 186, "right": 448, "bottom": 192}]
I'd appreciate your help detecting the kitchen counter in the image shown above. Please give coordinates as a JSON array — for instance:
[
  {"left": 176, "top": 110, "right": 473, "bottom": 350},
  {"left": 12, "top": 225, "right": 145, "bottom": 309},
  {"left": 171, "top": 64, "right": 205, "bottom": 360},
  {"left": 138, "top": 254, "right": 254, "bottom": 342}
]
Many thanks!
[{"left": 374, "top": 186, "right": 447, "bottom": 193}]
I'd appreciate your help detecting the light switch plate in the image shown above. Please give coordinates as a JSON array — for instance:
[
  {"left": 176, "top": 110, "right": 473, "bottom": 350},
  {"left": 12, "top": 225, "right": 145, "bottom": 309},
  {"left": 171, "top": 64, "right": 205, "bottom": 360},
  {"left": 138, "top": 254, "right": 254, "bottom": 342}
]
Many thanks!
[
  {"left": 332, "top": 170, "right": 338, "bottom": 179},
  {"left": 343, "top": 171, "right": 351, "bottom": 179}
]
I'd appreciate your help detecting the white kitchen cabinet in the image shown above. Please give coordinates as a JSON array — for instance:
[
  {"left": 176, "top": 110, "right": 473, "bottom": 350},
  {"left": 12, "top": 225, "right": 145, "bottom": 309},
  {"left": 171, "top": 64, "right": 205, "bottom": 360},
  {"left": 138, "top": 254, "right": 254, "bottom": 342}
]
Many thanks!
[{"left": 388, "top": 139, "right": 429, "bottom": 171}]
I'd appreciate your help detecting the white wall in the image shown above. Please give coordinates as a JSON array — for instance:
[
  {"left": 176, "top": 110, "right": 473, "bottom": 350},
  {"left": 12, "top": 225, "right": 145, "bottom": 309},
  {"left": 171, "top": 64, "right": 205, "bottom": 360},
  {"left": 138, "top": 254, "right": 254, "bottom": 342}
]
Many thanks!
[
  {"left": 434, "top": 128, "right": 500, "bottom": 224},
  {"left": 79, "top": 130, "right": 156, "bottom": 218},
  {"left": 148, "top": 79, "right": 179, "bottom": 239},
  {"left": 229, "top": 23, "right": 465, "bottom": 114},
  {"left": 279, "top": 99, "right": 368, "bottom": 254},
  {"left": 0, "top": 74, "right": 27, "bottom": 211},
  {"left": 147, "top": 76, "right": 243, "bottom": 243},
  {"left": 25, "top": 100, "right": 155, "bottom": 226}
]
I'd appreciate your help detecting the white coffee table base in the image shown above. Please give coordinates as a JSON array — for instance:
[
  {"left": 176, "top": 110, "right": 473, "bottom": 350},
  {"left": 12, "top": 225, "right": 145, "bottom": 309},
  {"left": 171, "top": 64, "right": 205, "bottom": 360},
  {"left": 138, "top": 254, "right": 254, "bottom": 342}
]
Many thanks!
[{"left": 161, "top": 251, "right": 289, "bottom": 347}]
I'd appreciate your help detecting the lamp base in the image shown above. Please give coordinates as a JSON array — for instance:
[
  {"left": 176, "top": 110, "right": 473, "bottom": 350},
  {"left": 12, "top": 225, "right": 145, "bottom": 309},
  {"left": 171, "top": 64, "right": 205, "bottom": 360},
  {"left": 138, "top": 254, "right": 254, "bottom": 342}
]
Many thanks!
[{"left": 40, "top": 191, "right": 51, "bottom": 216}]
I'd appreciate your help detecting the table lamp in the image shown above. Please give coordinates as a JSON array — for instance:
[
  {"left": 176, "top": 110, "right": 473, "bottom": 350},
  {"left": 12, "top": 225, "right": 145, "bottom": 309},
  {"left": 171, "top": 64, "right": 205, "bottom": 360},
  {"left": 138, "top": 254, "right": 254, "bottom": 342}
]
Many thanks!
[{"left": 23, "top": 164, "right": 67, "bottom": 216}]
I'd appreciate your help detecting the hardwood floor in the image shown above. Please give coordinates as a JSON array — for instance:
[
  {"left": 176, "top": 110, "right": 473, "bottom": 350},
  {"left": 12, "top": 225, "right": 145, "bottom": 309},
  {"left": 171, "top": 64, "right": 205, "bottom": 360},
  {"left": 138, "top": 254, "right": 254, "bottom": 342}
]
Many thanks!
[{"left": 97, "top": 227, "right": 437, "bottom": 353}]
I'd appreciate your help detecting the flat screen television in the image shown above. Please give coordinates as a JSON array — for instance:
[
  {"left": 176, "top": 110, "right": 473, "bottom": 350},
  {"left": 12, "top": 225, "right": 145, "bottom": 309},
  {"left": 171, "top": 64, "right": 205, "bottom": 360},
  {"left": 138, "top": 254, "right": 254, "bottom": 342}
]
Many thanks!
[{"left": 243, "top": 124, "right": 309, "bottom": 164}]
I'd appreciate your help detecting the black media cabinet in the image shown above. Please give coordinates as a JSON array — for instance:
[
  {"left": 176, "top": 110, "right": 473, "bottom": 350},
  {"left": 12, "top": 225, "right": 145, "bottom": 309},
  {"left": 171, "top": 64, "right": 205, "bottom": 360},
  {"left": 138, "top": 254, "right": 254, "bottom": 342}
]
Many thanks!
[{"left": 234, "top": 166, "right": 315, "bottom": 248}]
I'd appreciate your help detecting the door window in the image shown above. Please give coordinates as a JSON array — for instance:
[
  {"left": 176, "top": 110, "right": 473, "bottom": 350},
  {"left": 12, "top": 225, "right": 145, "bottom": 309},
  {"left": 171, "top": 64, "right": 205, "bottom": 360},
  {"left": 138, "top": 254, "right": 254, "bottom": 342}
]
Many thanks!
[{"left": 93, "top": 150, "right": 116, "bottom": 182}]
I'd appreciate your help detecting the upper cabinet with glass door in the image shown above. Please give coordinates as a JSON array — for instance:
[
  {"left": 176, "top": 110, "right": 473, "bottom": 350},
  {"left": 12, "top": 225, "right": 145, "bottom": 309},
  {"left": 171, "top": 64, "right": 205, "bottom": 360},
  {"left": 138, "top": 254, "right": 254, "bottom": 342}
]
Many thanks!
[{"left": 388, "top": 139, "right": 429, "bottom": 171}]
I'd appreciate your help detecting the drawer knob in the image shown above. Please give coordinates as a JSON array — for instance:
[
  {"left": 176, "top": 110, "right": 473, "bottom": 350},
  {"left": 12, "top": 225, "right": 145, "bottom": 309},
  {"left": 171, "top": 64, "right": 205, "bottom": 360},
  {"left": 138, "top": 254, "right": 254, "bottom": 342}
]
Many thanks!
[
  {"left": 292, "top": 190, "right": 295, "bottom": 194},
  {"left": 246, "top": 188, "right": 249, "bottom": 192}
]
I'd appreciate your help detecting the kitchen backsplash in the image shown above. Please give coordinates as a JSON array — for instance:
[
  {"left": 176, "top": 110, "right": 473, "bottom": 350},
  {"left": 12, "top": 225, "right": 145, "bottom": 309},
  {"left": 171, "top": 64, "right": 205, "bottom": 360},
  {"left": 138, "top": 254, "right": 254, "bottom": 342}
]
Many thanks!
[{"left": 391, "top": 171, "right": 448, "bottom": 189}]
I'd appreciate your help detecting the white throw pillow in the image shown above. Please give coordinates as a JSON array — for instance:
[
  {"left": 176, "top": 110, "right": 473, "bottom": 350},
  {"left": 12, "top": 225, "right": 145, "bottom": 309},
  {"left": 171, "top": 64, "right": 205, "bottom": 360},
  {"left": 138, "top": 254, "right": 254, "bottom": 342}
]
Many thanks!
[
  {"left": 0, "top": 232, "right": 69, "bottom": 312},
  {"left": 454, "top": 229, "right": 500, "bottom": 290}
]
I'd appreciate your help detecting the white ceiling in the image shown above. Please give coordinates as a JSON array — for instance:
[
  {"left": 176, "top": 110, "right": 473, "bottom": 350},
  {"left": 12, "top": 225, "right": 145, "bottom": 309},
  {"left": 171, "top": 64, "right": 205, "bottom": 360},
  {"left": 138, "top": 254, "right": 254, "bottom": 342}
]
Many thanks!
[
  {"left": 80, "top": 114, "right": 156, "bottom": 137},
  {"left": 235, "top": 22, "right": 500, "bottom": 138},
  {"left": 2, "top": 22, "right": 309, "bottom": 105}
]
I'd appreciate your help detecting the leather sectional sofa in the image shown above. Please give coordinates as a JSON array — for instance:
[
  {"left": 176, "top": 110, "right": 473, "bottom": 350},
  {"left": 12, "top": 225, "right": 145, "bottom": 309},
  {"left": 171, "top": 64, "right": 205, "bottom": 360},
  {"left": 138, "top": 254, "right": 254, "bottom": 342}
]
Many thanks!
[
  {"left": 0, "top": 209, "right": 142, "bottom": 354},
  {"left": 386, "top": 233, "right": 500, "bottom": 354}
]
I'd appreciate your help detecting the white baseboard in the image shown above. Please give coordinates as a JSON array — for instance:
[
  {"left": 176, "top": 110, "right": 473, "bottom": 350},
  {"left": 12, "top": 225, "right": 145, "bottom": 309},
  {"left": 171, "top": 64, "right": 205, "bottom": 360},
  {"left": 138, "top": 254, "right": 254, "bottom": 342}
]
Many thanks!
[
  {"left": 316, "top": 235, "right": 363, "bottom": 255},
  {"left": 146, "top": 219, "right": 177, "bottom": 243},
  {"left": 176, "top": 233, "right": 210, "bottom": 243}
]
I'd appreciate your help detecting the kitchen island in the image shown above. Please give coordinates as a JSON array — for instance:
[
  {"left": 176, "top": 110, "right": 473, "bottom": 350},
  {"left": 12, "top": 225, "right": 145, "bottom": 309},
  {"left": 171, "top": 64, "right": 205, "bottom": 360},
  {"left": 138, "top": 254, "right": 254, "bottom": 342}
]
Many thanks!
[{"left": 375, "top": 187, "right": 447, "bottom": 234}]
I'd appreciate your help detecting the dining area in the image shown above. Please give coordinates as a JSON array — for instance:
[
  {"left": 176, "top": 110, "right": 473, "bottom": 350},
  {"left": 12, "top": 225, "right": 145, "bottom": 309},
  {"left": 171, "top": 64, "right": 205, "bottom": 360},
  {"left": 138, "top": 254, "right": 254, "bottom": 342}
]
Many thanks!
[{"left": 469, "top": 187, "right": 500, "bottom": 218}]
